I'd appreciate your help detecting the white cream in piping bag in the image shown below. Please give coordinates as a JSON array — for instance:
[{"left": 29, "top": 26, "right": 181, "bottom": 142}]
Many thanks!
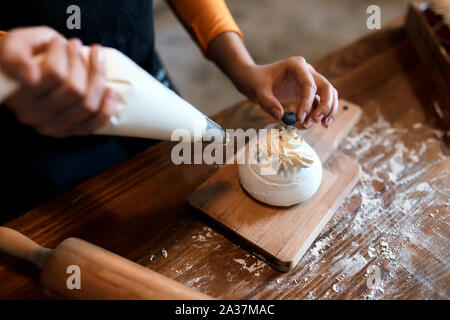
[
  {"left": 239, "top": 125, "right": 322, "bottom": 207},
  {"left": 0, "top": 47, "right": 224, "bottom": 142}
]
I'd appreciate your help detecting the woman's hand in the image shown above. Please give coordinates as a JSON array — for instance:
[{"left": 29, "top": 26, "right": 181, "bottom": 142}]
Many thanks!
[
  {"left": 234, "top": 58, "right": 338, "bottom": 128},
  {"left": 0, "top": 26, "right": 116, "bottom": 138},
  {"left": 209, "top": 32, "right": 338, "bottom": 128}
]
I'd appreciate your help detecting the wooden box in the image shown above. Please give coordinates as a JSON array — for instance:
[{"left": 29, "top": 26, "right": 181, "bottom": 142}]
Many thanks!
[{"left": 405, "top": 1, "right": 450, "bottom": 127}]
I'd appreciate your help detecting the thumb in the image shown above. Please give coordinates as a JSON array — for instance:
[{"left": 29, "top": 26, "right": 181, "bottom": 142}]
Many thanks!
[
  {"left": 257, "top": 90, "right": 284, "bottom": 120},
  {"left": 0, "top": 26, "right": 59, "bottom": 86}
]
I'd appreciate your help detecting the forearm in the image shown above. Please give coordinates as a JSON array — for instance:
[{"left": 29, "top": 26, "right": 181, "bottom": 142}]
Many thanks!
[
  {"left": 208, "top": 32, "right": 255, "bottom": 91},
  {"left": 169, "top": 0, "right": 243, "bottom": 57}
]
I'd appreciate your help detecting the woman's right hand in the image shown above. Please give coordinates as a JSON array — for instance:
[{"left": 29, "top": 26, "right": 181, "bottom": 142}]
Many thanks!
[{"left": 0, "top": 26, "right": 117, "bottom": 138}]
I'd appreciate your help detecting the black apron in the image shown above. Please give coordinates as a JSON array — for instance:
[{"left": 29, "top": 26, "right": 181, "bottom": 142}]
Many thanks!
[{"left": 0, "top": 0, "right": 176, "bottom": 222}]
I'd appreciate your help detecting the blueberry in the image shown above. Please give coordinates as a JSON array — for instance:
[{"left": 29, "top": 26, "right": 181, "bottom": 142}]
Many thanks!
[{"left": 282, "top": 111, "right": 297, "bottom": 126}]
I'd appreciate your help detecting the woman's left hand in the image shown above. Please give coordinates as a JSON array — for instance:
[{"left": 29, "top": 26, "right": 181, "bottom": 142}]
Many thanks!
[
  {"left": 233, "top": 57, "right": 338, "bottom": 128},
  {"left": 209, "top": 32, "right": 338, "bottom": 128}
]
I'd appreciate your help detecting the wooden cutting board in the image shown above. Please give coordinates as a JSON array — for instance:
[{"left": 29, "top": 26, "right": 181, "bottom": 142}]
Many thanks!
[{"left": 188, "top": 100, "right": 362, "bottom": 272}]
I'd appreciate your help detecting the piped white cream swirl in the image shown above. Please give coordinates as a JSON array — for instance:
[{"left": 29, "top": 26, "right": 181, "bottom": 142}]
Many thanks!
[
  {"left": 239, "top": 125, "right": 322, "bottom": 206},
  {"left": 256, "top": 125, "right": 314, "bottom": 171}
]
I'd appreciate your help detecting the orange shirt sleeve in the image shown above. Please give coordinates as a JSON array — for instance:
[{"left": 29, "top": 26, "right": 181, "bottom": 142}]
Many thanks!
[
  {"left": 0, "top": 31, "right": 7, "bottom": 38},
  {"left": 168, "top": 0, "right": 243, "bottom": 57}
]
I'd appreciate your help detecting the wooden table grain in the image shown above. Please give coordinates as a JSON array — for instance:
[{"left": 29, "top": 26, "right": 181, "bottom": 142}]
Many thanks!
[{"left": 0, "top": 20, "right": 449, "bottom": 300}]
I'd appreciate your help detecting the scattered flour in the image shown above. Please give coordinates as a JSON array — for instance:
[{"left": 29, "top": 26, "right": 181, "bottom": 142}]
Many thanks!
[
  {"left": 433, "top": 102, "right": 444, "bottom": 119},
  {"left": 190, "top": 226, "right": 222, "bottom": 249},
  {"left": 192, "top": 234, "right": 207, "bottom": 242},
  {"left": 186, "top": 275, "right": 212, "bottom": 288},
  {"left": 332, "top": 284, "right": 339, "bottom": 293},
  {"left": 233, "top": 258, "right": 266, "bottom": 275},
  {"left": 309, "top": 234, "right": 334, "bottom": 257},
  {"left": 333, "top": 253, "right": 368, "bottom": 279},
  {"left": 298, "top": 111, "right": 450, "bottom": 300}
]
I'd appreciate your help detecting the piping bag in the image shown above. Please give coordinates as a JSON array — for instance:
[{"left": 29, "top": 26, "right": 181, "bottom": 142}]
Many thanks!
[{"left": 0, "top": 47, "right": 225, "bottom": 142}]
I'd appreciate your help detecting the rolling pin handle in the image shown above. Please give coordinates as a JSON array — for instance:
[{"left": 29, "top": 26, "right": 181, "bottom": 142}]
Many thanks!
[{"left": 0, "top": 227, "right": 51, "bottom": 269}]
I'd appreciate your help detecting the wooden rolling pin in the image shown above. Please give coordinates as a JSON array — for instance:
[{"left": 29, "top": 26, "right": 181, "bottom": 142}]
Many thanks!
[{"left": 0, "top": 227, "right": 212, "bottom": 299}]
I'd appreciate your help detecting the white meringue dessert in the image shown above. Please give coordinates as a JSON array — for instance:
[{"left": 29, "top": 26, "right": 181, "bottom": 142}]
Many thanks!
[{"left": 238, "top": 125, "right": 322, "bottom": 206}]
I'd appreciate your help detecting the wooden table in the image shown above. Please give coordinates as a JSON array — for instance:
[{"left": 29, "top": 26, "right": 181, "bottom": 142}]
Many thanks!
[{"left": 0, "top": 20, "right": 449, "bottom": 300}]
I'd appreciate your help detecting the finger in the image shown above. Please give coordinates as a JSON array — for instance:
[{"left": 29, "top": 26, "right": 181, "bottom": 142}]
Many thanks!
[
  {"left": 34, "top": 89, "right": 115, "bottom": 139},
  {"left": 84, "top": 45, "right": 106, "bottom": 114},
  {"left": 0, "top": 26, "right": 59, "bottom": 85},
  {"left": 287, "top": 57, "right": 316, "bottom": 124},
  {"left": 5, "top": 36, "right": 69, "bottom": 124},
  {"left": 47, "top": 44, "right": 106, "bottom": 121},
  {"left": 310, "top": 74, "right": 333, "bottom": 124},
  {"left": 303, "top": 96, "right": 319, "bottom": 128},
  {"left": 53, "top": 39, "right": 91, "bottom": 128},
  {"left": 323, "top": 88, "right": 339, "bottom": 128},
  {"left": 34, "top": 39, "right": 89, "bottom": 134},
  {"left": 333, "top": 88, "right": 339, "bottom": 117},
  {"left": 66, "top": 38, "right": 87, "bottom": 103},
  {"left": 257, "top": 90, "right": 283, "bottom": 120},
  {"left": 33, "top": 36, "right": 69, "bottom": 101},
  {"left": 69, "top": 88, "right": 117, "bottom": 136}
]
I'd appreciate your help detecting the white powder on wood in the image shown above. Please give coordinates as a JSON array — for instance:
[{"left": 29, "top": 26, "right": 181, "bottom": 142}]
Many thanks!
[
  {"left": 299, "top": 111, "right": 449, "bottom": 300},
  {"left": 233, "top": 258, "right": 266, "bottom": 275}
]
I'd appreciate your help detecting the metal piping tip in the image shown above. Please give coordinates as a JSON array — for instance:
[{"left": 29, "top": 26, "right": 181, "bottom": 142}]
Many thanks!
[{"left": 205, "top": 117, "right": 227, "bottom": 144}]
